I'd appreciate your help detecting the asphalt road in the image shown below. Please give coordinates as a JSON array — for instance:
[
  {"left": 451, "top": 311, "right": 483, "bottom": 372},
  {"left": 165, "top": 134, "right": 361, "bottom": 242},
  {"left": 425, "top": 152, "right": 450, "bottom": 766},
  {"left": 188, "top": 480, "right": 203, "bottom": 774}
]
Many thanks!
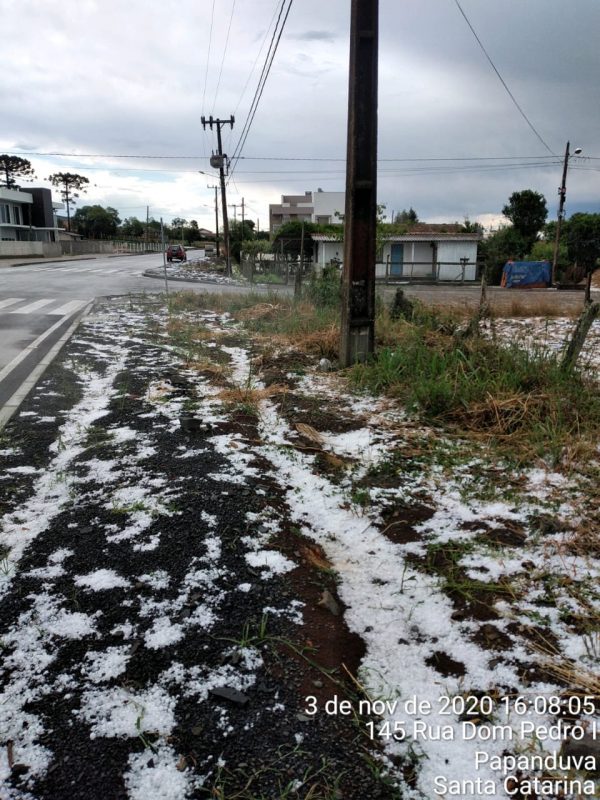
[{"left": 0, "top": 249, "right": 267, "bottom": 420}]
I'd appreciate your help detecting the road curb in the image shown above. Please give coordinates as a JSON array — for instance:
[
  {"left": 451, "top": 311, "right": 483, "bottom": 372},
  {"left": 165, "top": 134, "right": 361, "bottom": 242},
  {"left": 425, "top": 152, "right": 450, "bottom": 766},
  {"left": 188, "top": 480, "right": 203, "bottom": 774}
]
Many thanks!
[{"left": 142, "top": 269, "right": 249, "bottom": 287}]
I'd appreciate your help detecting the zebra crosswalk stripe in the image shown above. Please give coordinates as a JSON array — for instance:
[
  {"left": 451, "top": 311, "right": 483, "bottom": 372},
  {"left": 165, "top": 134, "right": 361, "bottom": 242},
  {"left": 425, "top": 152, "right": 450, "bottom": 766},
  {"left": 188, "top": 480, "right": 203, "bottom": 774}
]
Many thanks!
[
  {"left": 10, "top": 298, "right": 55, "bottom": 314},
  {"left": 47, "top": 300, "right": 90, "bottom": 316},
  {"left": 0, "top": 297, "right": 25, "bottom": 310}
]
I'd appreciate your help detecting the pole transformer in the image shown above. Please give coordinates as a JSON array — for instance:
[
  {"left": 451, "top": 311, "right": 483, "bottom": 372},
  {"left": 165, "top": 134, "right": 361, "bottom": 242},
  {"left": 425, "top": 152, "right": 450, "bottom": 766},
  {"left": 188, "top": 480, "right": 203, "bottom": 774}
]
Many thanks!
[
  {"left": 340, "top": 0, "right": 379, "bottom": 366},
  {"left": 201, "top": 115, "right": 234, "bottom": 276}
]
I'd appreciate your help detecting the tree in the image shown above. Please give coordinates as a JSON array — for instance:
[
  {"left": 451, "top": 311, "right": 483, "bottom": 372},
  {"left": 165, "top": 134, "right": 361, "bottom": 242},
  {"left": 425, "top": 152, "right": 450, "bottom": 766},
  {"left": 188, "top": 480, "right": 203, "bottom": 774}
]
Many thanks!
[
  {"left": 480, "top": 226, "right": 529, "bottom": 285},
  {"left": 47, "top": 172, "right": 90, "bottom": 231},
  {"left": 566, "top": 213, "right": 600, "bottom": 302},
  {"left": 229, "top": 219, "right": 256, "bottom": 263},
  {"left": 272, "top": 220, "right": 318, "bottom": 260},
  {"left": 462, "top": 217, "right": 484, "bottom": 234},
  {"left": 72, "top": 205, "right": 120, "bottom": 239},
  {"left": 502, "top": 190, "right": 547, "bottom": 247},
  {"left": 0, "top": 155, "right": 36, "bottom": 188},
  {"left": 394, "top": 207, "right": 418, "bottom": 224},
  {"left": 120, "top": 217, "right": 145, "bottom": 238}
]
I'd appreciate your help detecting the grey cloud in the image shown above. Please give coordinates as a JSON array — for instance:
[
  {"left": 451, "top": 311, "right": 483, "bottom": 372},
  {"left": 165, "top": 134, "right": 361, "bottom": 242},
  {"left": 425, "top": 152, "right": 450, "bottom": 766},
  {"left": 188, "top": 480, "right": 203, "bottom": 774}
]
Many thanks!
[{"left": 291, "top": 30, "right": 336, "bottom": 42}]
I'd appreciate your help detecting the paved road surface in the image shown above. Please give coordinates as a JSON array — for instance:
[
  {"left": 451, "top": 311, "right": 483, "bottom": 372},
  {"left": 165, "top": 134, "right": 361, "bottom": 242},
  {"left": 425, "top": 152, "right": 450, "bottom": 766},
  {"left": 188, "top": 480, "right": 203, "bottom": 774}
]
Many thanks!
[{"left": 0, "top": 249, "right": 267, "bottom": 420}]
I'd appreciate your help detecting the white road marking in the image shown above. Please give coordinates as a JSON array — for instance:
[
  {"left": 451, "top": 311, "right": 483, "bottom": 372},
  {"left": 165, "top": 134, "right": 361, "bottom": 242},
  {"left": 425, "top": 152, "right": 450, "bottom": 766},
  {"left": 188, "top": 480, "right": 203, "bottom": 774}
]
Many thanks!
[
  {"left": 10, "top": 298, "right": 56, "bottom": 314},
  {"left": 47, "top": 300, "right": 90, "bottom": 316},
  {"left": 0, "top": 298, "right": 25, "bottom": 310},
  {"left": 0, "top": 301, "right": 94, "bottom": 429}
]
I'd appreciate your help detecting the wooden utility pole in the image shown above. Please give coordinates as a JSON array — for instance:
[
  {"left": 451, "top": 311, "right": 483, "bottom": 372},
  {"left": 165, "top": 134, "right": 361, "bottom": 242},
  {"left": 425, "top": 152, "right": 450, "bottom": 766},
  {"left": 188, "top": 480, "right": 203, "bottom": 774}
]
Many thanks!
[
  {"left": 201, "top": 115, "right": 234, "bottom": 276},
  {"left": 145, "top": 205, "right": 149, "bottom": 252},
  {"left": 340, "top": 0, "right": 379, "bottom": 366}
]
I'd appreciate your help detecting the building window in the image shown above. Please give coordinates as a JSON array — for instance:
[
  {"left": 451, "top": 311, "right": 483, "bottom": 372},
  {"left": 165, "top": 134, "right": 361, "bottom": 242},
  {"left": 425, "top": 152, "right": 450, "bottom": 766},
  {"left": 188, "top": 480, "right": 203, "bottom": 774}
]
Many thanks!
[
  {"left": 12, "top": 205, "right": 22, "bottom": 225},
  {"left": 0, "top": 204, "right": 9, "bottom": 224}
]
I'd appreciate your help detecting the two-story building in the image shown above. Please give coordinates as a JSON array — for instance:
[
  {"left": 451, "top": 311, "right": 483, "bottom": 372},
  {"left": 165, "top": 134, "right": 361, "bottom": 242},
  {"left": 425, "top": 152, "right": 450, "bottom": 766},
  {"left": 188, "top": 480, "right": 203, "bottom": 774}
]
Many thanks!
[
  {"left": 0, "top": 186, "right": 62, "bottom": 242},
  {"left": 269, "top": 190, "right": 345, "bottom": 234}
]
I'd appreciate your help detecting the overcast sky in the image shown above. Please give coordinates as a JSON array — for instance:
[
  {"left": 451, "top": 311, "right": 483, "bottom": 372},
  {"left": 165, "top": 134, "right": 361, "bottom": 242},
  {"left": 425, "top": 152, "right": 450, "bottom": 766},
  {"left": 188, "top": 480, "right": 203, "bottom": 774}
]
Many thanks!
[{"left": 2, "top": 0, "right": 599, "bottom": 232}]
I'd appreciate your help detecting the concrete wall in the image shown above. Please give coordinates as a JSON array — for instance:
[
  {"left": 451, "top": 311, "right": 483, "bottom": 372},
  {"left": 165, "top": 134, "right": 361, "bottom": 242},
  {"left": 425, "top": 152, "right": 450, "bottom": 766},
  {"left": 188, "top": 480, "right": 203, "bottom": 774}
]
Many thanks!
[
  {"left": 59, "top": 241, "right": 114, "bottom": 255},
  {"left": 0, "top": 241, "right": 48, "bottom": 257}
]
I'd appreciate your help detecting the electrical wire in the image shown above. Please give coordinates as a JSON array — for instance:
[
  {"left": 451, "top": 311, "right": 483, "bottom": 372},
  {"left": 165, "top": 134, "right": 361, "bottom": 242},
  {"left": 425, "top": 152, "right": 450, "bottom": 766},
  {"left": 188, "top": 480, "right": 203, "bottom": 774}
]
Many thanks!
[
  {"left": 231, "top": 0, "right": 283, "bottom": 122},
  {"left": 7, "top": 149, "right": 589, "bottom": 162},
  {"left": 227, "top": 0, "right": 288, "bottom": 171},
  {"left": 201, "top": 0, "right": 217, "bottom": 161},
  {"left": 201, "top": 0, "right": 216, "bottom": 114},
  {"left": 453, "top": 0, "right": 555, "bottom": 155},
  {"left": 211, "top": 0, "right": 237, "bottom": 116},
  {"left": 228, "top": 0, "right": 294, "bottom": 178}
]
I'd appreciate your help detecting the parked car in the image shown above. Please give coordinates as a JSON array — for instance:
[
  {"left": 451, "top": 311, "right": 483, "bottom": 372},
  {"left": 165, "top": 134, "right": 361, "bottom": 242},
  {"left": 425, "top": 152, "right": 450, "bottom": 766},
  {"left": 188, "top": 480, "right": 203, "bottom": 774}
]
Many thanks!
[{"left": 166, "top": 244, "right": 186, "bottom": 262}]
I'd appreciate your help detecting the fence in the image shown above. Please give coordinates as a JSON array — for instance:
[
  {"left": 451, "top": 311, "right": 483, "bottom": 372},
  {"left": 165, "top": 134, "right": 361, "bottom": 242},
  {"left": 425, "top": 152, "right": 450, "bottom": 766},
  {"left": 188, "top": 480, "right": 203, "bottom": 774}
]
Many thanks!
[
  {"left": 240, "top": 256, "right": 312, "bottom": 285},
  {"left": 378, "top": 259, "right": 479, "bottom": 283},
  {"left": 240, "top": 256, "right": 480, "bottom": 285}
]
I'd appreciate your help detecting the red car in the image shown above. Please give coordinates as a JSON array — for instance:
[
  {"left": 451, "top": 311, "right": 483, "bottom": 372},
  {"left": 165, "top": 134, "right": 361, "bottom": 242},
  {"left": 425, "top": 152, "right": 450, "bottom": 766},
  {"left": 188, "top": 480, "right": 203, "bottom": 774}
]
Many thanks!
[{"left": 166, "top": 244, "right": 186, "bottom": 262}]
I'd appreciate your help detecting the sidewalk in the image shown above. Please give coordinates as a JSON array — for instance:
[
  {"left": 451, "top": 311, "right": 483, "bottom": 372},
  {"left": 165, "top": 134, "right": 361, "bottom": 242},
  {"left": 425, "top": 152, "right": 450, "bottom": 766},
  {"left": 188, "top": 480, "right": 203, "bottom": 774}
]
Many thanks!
[{"left": 0, "top": 292, "right": 598, "bottom": 799}]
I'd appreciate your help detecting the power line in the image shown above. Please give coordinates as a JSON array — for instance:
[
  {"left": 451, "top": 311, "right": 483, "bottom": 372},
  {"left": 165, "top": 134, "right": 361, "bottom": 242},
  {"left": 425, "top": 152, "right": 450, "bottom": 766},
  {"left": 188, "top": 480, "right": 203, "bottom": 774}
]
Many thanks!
[
  {"left": 5, "top": 149, "right": 583, "bottom": 162},
  {"left": 453, "top": 0, "right": 555, "bottom": 155},
  {"left": 12, "top": 160, "right": 565, "bottom": 177},
  {"left": 231, "top": 0, "right": 283, "bottom": 120},
  {"left": 201, "top": 0, "right": 217, "bottom": 162},
  {"left": 211, "top": 0, "right": 237, "bottom": 116},
  {"left": 229, "top": 0, "right": 294, "bottom": 178},
  {"left": 202, "top": 0, "right": 216, "bottom": 114},
  {"left": 228, "top": 0, "right": 289, "bottom": 171}
]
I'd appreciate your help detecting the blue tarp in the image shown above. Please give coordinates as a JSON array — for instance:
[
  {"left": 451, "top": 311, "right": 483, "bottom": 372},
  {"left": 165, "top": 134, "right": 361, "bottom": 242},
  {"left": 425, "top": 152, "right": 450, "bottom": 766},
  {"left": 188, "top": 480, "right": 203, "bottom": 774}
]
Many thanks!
[{"left": 502, "top": 260, "right": 551, "bottom": 288}]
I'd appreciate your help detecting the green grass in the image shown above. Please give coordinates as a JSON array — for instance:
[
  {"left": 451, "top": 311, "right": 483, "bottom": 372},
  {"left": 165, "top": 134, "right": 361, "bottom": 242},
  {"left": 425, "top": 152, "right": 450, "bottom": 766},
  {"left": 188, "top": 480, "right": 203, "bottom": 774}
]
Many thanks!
[{"left": 351, "top": 316, "right": 600, "bottom": 463}]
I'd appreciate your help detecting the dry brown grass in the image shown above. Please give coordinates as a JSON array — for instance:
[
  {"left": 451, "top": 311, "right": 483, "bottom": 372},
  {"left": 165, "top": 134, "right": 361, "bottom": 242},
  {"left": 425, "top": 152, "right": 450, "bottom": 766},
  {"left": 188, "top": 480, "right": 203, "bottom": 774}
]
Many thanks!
[
  {"left": 286, "top": 323, "right": 339, "bottom": 359},
  {"left": 530, "top": 638, "right": 600, "bottom": 695},
  {"left": 295, "top": 423, "right": 326, "bottom": 446},
  {"left": 299, "top": 543, "right": 333, "bottom": 572},
  {"left": 216, "top": 384, "right": 287, "bottom": 408},
  {"left": 235, "top": 303, "right": 283, "bottom": 321},
  {"left": 452, "top": 391, "right": 548, "bottom": 435},
  {"left": 185, "top": 357, "right": 228, "bottom": 376}
]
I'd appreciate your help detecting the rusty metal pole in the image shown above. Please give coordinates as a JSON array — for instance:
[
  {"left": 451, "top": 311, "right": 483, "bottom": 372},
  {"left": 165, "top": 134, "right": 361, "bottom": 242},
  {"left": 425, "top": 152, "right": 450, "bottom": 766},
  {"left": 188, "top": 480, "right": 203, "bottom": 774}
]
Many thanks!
[{"left": 340, "top": 0, "right": 379, "bottom": 366}]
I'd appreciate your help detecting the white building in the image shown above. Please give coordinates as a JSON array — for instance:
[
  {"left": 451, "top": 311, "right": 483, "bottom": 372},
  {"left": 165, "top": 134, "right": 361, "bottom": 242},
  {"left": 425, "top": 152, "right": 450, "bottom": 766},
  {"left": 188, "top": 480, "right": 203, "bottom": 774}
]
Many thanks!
[
  {"left": 269, "top": 190, "right": 345, "bottom": 234},
  {"left": 313, "top": 227, "right": 481, "bottom": 282}
]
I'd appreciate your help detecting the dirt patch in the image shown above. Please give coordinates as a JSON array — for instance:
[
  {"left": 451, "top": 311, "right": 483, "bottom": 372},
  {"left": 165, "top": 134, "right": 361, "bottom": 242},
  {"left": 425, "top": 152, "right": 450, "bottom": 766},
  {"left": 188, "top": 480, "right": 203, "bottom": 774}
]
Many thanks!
[
  {"left": 425, "top": 650, "right": 466, "bottom": 678},
  {"left": 379, "top": 502, "right": 435, "bottom": 545},
  {"left": 275, "top": 392, "right": 365, "bottom": 434},
  {"left": 253, "top": 349, "right": 314, "bottom": 389},
  {"left": 476, "top": 519, "right": 527, "bottom": 547},
  {"left": 472, "top": 623, "right": 514, "bottom": 651}
]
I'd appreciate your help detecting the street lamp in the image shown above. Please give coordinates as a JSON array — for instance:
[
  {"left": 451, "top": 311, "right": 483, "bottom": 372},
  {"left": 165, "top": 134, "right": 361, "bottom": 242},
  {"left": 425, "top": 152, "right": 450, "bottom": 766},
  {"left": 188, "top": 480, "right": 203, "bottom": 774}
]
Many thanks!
[{"left": 552, "top": 141, "right": 582, "bottom": 286}]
